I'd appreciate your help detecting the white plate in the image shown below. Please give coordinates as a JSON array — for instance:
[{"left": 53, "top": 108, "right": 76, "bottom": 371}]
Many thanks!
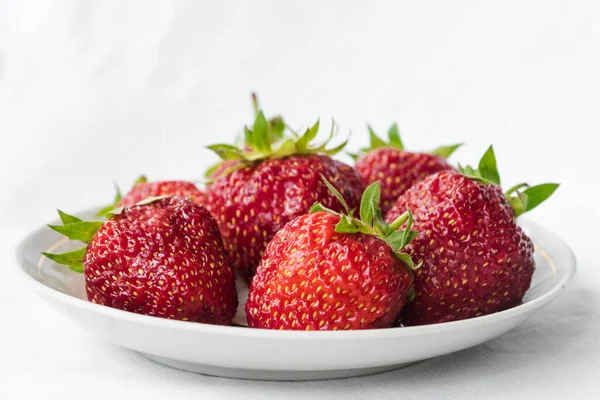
[{"left": 14, "top": 211, "right": 576, "bottom": 381}]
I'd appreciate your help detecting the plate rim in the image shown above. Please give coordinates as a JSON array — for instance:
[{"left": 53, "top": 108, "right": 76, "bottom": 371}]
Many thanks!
[{"left": 14, "top": 214, "right": 577, "bottom": 341}]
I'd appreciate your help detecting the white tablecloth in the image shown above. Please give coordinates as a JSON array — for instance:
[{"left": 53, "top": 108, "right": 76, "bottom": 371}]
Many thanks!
[{"left": 1, "top": 1, "right": 599, "bottom": 398}]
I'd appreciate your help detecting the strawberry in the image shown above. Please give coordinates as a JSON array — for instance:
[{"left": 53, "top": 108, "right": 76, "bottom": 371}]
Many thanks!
[
  {"left": 386, "top": 146, "right": 559, "bottom": 325},
  {"left": 43, "top": 196, "right": 238, "bottom": 325},
  {"left": 206, "top": 112, "right": 365, "bottom": 279},
  {"left": 246, "top": 178, "right": 419, "bottom": 330},
  {"left": 96, "top": 175, "right": 206, "bottom": 217},
  {"left": 354, "top": 124, "right": 461, "bottom": 214},
  {"left": 118, "top": 179, "right": 206, "bottom": 207}
]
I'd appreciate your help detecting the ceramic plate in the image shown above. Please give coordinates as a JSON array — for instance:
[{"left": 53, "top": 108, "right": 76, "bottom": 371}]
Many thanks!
[{"left": 14, "top": 210, "right": 576, "bottom": 381}]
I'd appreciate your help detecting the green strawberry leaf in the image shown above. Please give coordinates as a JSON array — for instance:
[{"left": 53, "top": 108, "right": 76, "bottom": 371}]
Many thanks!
[
  {"left": 382, "top": 230, "right": 407, "bottom": 252},
  {"left": 523, "top": 183, "right": 559, "bottom": 212},
  {"left": 311, "top": 119, "right": 338, "bottom": 152},
  {"left": 395, "top": 251, "right": 421, "bottom": 271},
  {"left": 430, "top": 143, "right": 462, "bottom": 159},
  {"left": 268, "top": 139, "right": 297, "bottom": 159},
  {"left": 507, "top": 193, "right": 527, "bottom": 218},
  {"left": 105, "top": 206, "right": 125, "bottom": 218},
  {"left": 269, "top": 116, "right": 286, "bottom": 142},
  {"left": 250, "top": 94, "right": 285, "bottom": 142},
  {"left": 58, "top": 210, "right": 82, "bottom": 225},
  {"left": 359, "top": 122, "right": 460, "bottom": 161},
  {"left": 323, "top": 138, "right": 349, "bottom": 156},
  {"left": 207, "top": 144, "right": 247, "bottom": 161},
  {"left": 373, "top": 207, "right": 389, "bottom": 236},
  {"left": 504, "top": 183, "right": 529, "bottom": 196},
  {"left": 368, "top": 125, "right": 387, "bottom": 149},
  {"left": 457, "top": 163, "right": 471, "bottom": 176},
  {"left": 400, "top": 209, "right": 417, "bottom": 247},
  {"left": 458, "top": 147, "right": 501, "bottom": 185},
  {"left": 461, "top": 148, "right": 559, "bottom": 217},
  {"left": 41, "top": 248, "right": 86, "bottom": 273},
  {"left": 95, "top": 183, "right": 123, "bottom": 217},
  {"left": 252, "top": 111, "right": 271, "bottom": 153},
  {"left": 360, "top": 181, "right": 381, "bottom": 226},
  {"left": 95, "top": 204, "right": 116, "bottom": 218},
  {"left": 347, "top": 152, "right": 360, "bottom": 161},
  {"left": 97, "top": 175, "right": 150, "bottom": 218},
  {"left": 48, "top": 221, "right": 103, "bottom": 244},
  {"left": 135, "top": 195, "right": 171, "bottom": 206},
  {"left": 244, "top": 126, "right": 256, "bottom": 151},
  {"left": 387, "top": 123, "right": 403, "bottom": 150},
  {"left": 309, "top": 202, "right": 337, "bottom": 214},
  {"left": 404, "top": 230, "right": 419, "bottom": 247},
  {"left": 384, "top": 208, "right": 419, "bottom": 251},
  {"left": 204, "top": 161, "right": 222, "bottom": 178},
  {"left": 503, "top": 180, "right": 559, "bottom": 217},
  {"left": 478, "top": 146, "right": 501, "bottom": 185},
  {"left": 296, "top": 120, "right": 320, "bottom": 152},
  {"left": 320, "top": 174, "right": 351, "bottom": 214},
  {"left": 134, "top": 175, "right": 148, "bottom": 185},
  {"left": 335, "top": 215, "right": 360, "bottom": 234}
]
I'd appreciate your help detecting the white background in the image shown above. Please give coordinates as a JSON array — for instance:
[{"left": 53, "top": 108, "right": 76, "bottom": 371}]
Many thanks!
[{"left": 1, "top": 1, "right": 599, "bottom": 399}]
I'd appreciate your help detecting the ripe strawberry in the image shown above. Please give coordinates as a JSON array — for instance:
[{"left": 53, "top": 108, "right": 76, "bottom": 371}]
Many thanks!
[
  {"left": 43, "top": 196, "right": 238, "bottom": 325},
  {"left": 354, "top": 124, "right": 461, "bottom": 214},
  {"left": 246, "top": 178, "right": 419, "bottom": 330},
  {"left": 386, "top": 146, "right": 558, "bottom": 325},
  {"left": 96, "top": 175, "right": 206, "bottom": 217},
  {"left": 206, "top": 112, "right": 365, "bottom": 279},
  {"left": 119, "top": 178, "right": 206, "bottom": 207}
]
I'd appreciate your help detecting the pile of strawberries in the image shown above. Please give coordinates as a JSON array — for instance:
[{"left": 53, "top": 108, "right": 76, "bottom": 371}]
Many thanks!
[{"left": 45, "top": 98, "right": 558, "bottom": 330}]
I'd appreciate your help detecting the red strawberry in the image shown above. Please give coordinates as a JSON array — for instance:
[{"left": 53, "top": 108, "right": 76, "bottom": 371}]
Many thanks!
[
  {"left": 43, "top": 196, "right": 238, "bottom": 325},
  {"left": 206, "top": 112, "right": 365, "bottom": 279},
  {"left": 119, "top": 178, "right": 206, "bottom": 207},
  {"left": 246, "top": 178, "right": 418, "bottom": 330},
  {"left": 386, "top": 146, "right": 558, "bottom": 325},
  {"left": 96, "top": 176, "right": 206, "bottom": 217},
  {"left": 354, "top": 124, "right": 461, "bottom": 214}
]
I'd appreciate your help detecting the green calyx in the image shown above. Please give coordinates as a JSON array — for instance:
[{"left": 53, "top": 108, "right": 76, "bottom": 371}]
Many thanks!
[
  {"left": 310, "top": 175, "right": 421, "bottom": 273},
  {"left": 352, "top": 123, "right": 462, "bottom": 160},
  {"left": 207, "top": 111, "right": 347, "bottom": 171},
  {"left": 205, "top": 94, "right": 288, "bottom": 178},
  {"left": 251, "top": 92, "right": 286, "bottom": 144},
  {"left": 43, "top": 210, "right": 103, "bottom": 273},
  {"left": 43, "top": 196, "right": 170, "bottom": 273},
  {"left": 458, "top": 146, "right": 559, "bottom": 218},
  {"left": 95, "top": 175, "right": 148, "bottom": 217}
]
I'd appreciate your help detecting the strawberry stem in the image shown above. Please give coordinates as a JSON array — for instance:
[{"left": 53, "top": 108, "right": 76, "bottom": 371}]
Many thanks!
[
  {"left": 251, "top": 92, "right": 259, "bottom": 116},
  {"left": 504, "top": 182, "right": 529, "bottom": 196},
  {"left": 388, "top": 211, "right": 410, "bottom": 232}
]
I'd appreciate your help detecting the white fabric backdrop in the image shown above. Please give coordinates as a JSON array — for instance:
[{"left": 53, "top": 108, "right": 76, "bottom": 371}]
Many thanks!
[{"left": 1, "top": 1, "right": 599, "bottom": 399}]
